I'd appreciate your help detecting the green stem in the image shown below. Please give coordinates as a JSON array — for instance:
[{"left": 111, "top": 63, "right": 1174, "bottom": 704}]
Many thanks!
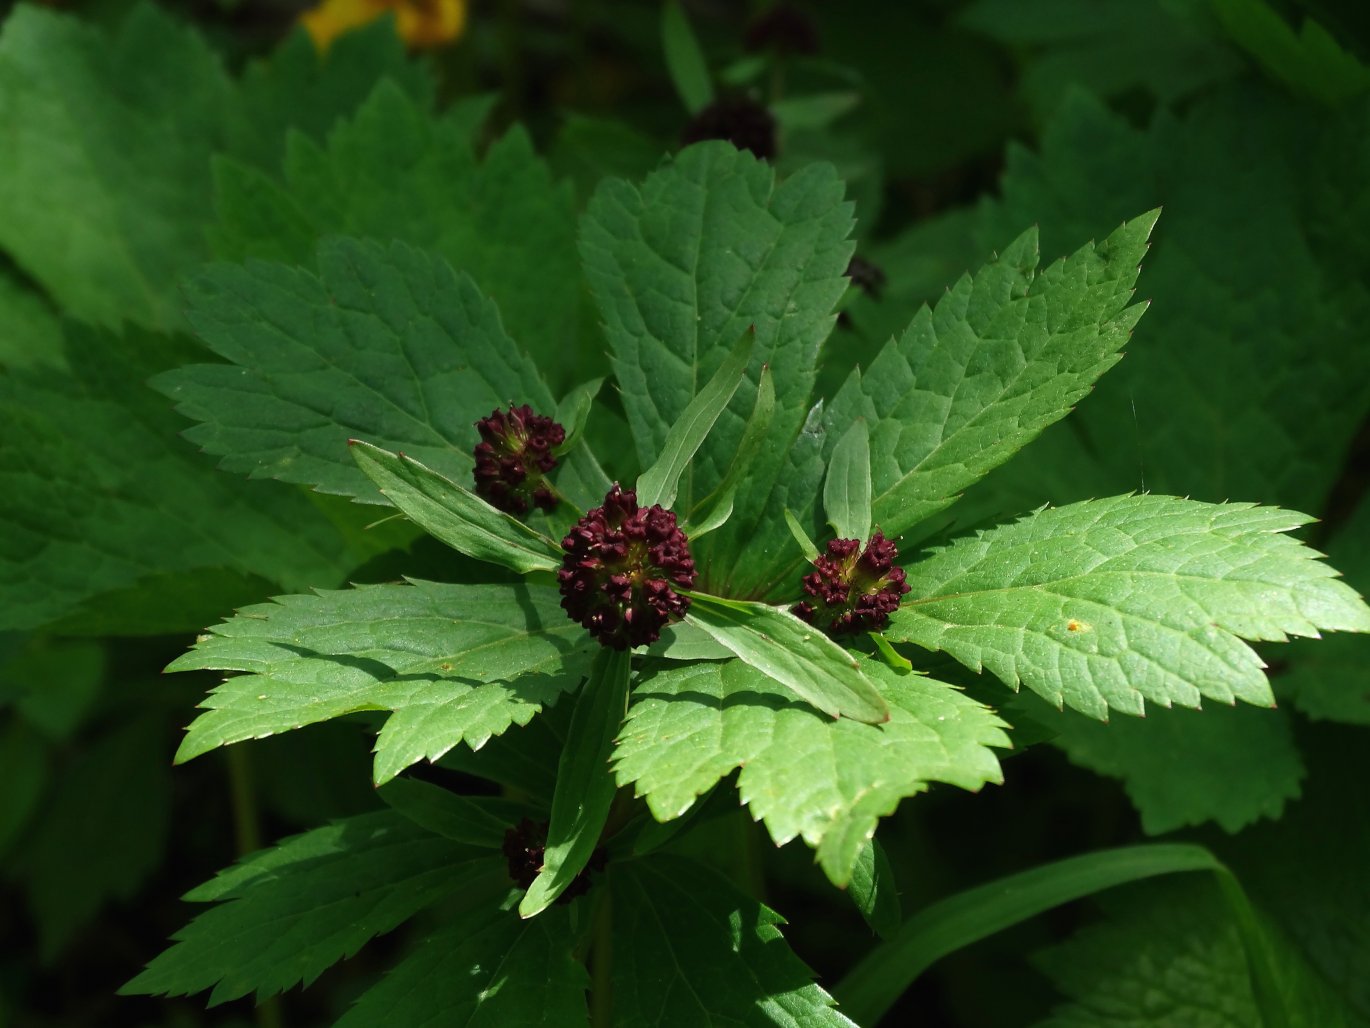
[
  {"left": 227, "top": 747, "right": 281, "bottom": 1028},
  {"left": 226, "top": 745, "right": 261, "bottom": 858},
  {"left": 590, "top": 889, "right": 613, "bottom": 1028}
]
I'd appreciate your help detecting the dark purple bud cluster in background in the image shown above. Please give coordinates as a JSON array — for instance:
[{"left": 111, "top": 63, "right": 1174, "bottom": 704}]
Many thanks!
[
  {"left": 558, "top": 484, "right": 697, "bottom": 650},
  {"left": 682, "top": 95, "right": 778, "bottom": 161},
  {"left": 502, "top": 817, "right": 597, "bottom": 902},
  {"left": 793, "top": 530, "right": 911, "bottom": 636},
  {"left": 472, "top": 404, "right": 565, "bottom": 515}
]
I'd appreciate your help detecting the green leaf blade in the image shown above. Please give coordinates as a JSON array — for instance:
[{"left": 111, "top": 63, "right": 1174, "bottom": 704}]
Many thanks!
[
  {"left": 662, "top": 0, "right": 715, "bottom": 113},
  {"left": 610, "top": 856, "right": 857, "bottom": 1026},
  {"left": 580, "top": 144, "right": 855, "bottom": 593},
  {"left": 122, "top": 812, "right": 502, "bottom": 1004},
  {"left": 160, "top": 237, "right": 557, "bottom": 505},
  {"left": 636, "top": 329, "right": 754, "bottom": 509},
  {"left": 888, "top": 495, "right": 1370, "bottom": 720},
  {"left": 350, "top": 441, "right": 562, "bottom": 575},
  {"left": 613, "top": 658, "right": 1007, "bottom": 885},
  {"left": 169, "top": 580, "right": 592, "bottom": 779},
  {"left": 825, "top": 212, "right": 1157, "bottom": 540},
  {"left": 520, "top": 647, "right": 630, "bottom": 917},
  {"left": 824, "top": 419, "right": 872, "bottom": 542},
  {"left": 684, "top": 595, "right": 890, "bottom": 724},
  {"left": 337, "top": 906, "right": 588, "bottom": 1027}
]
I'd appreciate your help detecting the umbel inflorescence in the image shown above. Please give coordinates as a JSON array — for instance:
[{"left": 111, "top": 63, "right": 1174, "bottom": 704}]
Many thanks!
[
  {"left": 558, "top": 484, "right": 697, "bottom": 650},
  {"left": 472, "top": 404, "right": 565, "bottom": 514},
  {"left": 793, "top": 531, "right": 910, "bottom": 636}
]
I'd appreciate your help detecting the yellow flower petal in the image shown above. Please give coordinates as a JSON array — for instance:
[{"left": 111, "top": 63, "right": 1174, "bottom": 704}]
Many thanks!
[{"left": 299, "top": 0, "right": 467, "bottom": 51}]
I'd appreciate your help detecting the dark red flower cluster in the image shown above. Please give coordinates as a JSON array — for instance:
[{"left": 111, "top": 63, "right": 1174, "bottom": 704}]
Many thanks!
[
  {"left": 558, "top": 484, "right": 697, "bottom": 650},
  {"left": 472, "top": 405, "right": 565, "bottom": 515},
  {"left": 793, "top": 531, "right": 910, "bottom": 636}
]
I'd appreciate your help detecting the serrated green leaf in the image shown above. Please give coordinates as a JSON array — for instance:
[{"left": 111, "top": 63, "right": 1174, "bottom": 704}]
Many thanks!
[
  {"left": 159, "top": 237, "right": 559, "bottom": 504},
  {"left": 377, "top": 778, "right": 527, "bottom": 850},
  {"left": 225, "top": 20, "right": 434, "bottom": 171},
  {"left": 1034, "top": 874, "right": 1358, "bottom": 1028},
  {"left": 1278, "top": 496, "right": 1370, "bottom": 725},
  {"left": 0, "top": 3, "right": 229, "bottom": 330},
  {"left": 336, "top": 906, "right": 588, "bottom": 1027},
  {"left": 975, "top": 89, "right": 1370, "bottom": 515},
  {"left": 662, "top": 0, "right": 714, "bottom": 113},
  {"left": 520, "top": 648, "right": 629, "bottom": 917},
  {"left": 1033, "top": 876, "right": 1258, "bottom": 1028},
  {"left": 848, "top": 838, "right": 902, "bottom": 941},
  {"left": 637, "top": 329, "right": 754, "bottom": 510},
  {"left": 610, "top": 856, "right": 857, "bottom": 1026},
  {"left": 0, "top": 327, "right": 360, "bottom": 635},
  {"left": 350, "top": 441, "right": 563, "bottom": 576},
  {"left": 580, "top": 143, "right": 854, "bottom": 593},
  {"left": 684, "top": 594, "right": 890, "bottom": 724},
  {"left": 210, "top": 79, "right": 585, "bottom": 390},
  {"left": 614, "top": 657, "right": 1006, "bottom": 885},
  {"left": 170, "top": 580, "right": 592, "bottom": 780},
  {"left": 122, "top": 812, "right": 502, "bottom": 1004},
  {"left": 888, "top": 495, "right": 1370, "bottom": 720},
  {"left": 825, "top": 419, "right": 872, "bottom": 542},
  {"left": 1051, "top": 700, "right": 1305, "bottom": 835},
  {"left": 0, "top": 4, "right": 422, "bottom": 333},
  {"left": 823, "top": 213, "right": 1155, "bottom": 541}
]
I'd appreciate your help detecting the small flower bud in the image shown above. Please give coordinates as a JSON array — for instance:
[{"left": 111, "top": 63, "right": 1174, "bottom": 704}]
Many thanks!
[
  {"left": 792, "top": 530, "right": 910, "bottom": 636},
  {"left": 558, "top": 484, "right": 697, "bottom": 649},
  {"left": 472, "top": 405, "right": 565, "bottom": 515}
]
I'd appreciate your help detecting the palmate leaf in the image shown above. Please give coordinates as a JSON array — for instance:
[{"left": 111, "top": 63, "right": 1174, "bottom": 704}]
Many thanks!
[
  {"left": 169, "top": 580, "right": 595, "bottom": 783},
  {"left": 580, "top": 141, "right": 855, "bottom": 594},
  {"left": 613, "top": 657, "right": 1007, "bottom": 885},
  {"left": 122, "top": 811, "right": 505, "bottom": 1005},
  {"left": 160, "top": 237, "right": 555, "bottom": 503},
  {"left": 888, "top": 495, "right": 1370, "bottom": 721},
  {"left": 337, "top": 906, "right": 588, "bottom": 1027},
  {"left": 609, "top": 856, "right": 857, "bottom": 1026},
  {"left": 822, "top": 212, "right": 1156, "bottom": 543}
]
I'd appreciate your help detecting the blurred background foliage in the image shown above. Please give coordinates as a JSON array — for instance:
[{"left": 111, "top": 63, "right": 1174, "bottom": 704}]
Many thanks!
[{"left": 1, "top": 0, "right": 1368, "bottom": 1024}]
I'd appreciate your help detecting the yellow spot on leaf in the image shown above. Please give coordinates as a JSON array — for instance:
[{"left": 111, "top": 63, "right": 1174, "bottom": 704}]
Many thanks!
[{"left": 1066, "top": 619, "right": 1089, "bottom": 633}]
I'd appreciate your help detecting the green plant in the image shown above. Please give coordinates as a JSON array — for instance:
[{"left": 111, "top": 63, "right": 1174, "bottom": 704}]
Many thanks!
[{"left": 5, "top": 2, "right": 1370, "bottom": 1026}]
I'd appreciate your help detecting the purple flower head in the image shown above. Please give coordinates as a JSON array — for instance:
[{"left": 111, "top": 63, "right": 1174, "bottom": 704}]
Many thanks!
[
  {"left": 472, "top": 404, "right": 566, "bottom": 515},
  {"left": 792, "top": 530, "right": 911, "bottom": 636},
  {"left": 558, "top": 484, "right": 697, "bottom": 650}
]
